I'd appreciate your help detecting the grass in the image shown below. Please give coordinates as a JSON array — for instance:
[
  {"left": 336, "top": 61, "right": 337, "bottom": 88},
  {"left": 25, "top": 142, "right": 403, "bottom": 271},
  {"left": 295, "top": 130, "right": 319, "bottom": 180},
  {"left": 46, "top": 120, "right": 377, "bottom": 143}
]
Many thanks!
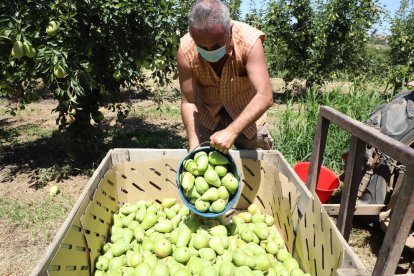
[
  {"left": 0, "top": 194, "right": 75, "bottom": 229},
  {"left": 270, "top": 83, "right": 390, "bottom": 174},
  {"left": 0, "top": 124, "right": 54, "bottom": 145}
]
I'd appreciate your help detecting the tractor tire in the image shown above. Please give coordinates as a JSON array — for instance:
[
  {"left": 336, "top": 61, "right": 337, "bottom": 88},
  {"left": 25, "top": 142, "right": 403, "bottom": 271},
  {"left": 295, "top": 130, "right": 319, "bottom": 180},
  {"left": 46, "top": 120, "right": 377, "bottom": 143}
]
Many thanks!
[{"left": 359, "top": 90, "right": 414, "bottom": 205}]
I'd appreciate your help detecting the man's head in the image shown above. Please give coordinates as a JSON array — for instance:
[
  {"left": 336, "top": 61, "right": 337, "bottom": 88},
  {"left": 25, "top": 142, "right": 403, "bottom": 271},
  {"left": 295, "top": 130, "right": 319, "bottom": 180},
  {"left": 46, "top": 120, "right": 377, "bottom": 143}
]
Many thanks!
[{"left": 188, "top": 0, "right": 232, "bottom": 62}]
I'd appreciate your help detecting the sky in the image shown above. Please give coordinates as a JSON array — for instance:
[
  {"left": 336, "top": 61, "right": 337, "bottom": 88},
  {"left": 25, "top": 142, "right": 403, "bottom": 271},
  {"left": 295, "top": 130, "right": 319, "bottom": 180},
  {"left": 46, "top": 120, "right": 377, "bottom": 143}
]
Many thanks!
[{"left": 239, "top": 0, "right": 401, "bottom": 35}]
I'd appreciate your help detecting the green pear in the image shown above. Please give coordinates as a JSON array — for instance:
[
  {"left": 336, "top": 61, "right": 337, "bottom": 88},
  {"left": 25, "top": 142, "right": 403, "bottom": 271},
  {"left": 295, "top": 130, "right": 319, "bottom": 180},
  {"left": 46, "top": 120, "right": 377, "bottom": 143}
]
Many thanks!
[
  {"left": 200, "top": 265, "right": 217, "bottom": 276},
  {"left": 201, "top": 187, "right": 220, "bottom": 201},
  {"left": 173, "top": 268, "right": 192, "bottom": 276},
  {"left": 135, "top": 262, "right": 151, "bottom": 276},
  {"left": 218, "top": 186, "right": 230, "bottom": 200},
  {"left": 290, "top": 268, "right": 305, "bottom": 276},
  {"left": 135, "top": 206, "right": 147, "bottom": 222},
  {"left": 204, "top": 169, "right": 221, "bottom": 187},
  {"left": 184, "top": 158, "right": 199, "bottom": 176},
  {"left": 254, "top": 222, "right": 270, "bottom": 240},
  {"left": 154, "top": 220, "right": 174, "bottom": 233},
  {"left": 276, "top": 248, "right": 291, "bottom": 262},
  {"left": 195, "top": 152, "right": 209, "bottom": 174},
  {"left": 94, "top": 270, "right": 105, "bottom": 276},
  {"left": 108, "top": 257, "right": 124, "bottom": 272},
  {"left": 187, "top": 256, "right": 210, "bottom": 275},
  {"left": 239, "top": 212, "right": 252, "bottom": 223},
  {"left": 209, "top": 236, "right": 225, "bottom": 255},
  {"left": 265, "top": 239, "right": 279, "bottom": 255},
  {"left": 211, "top": 199, "right": 227, "bottom": 213},
  {"left": 195, "top": 177, "right": 210, "bottom": 194},
  {"left": 251, "top": 253, "right": 271, "bottom": 271},
  {"left": 223, "top": 175, "right": 238, "bottom": 195},
  {"left": 141, "top": 212, "right": 158, "bottom": 230},
  {"left": 241, "top": 229, "right": 254, "bottom": 243},
  {"left": 171, "top": 203, "right": 182, "bottom": 213},
  {"left": 232, "top": 215, "right": 245, "bottom": 224},
  {"left": 219, "top": 261, "right": 235, "bottom": 276},
  {"left": 152, "top": 262, "right": 170, "bottom": 276},
  {"left": 173, "top": 246, "right": 191, "bottom": 263},
  {"left": 95, "top": 256, "right": 109, "bottom": 271},
  {"left": 195, "top": 198, "right": 210, "bottom": 212},
  {"left": 283, "top": 257, "right": 299, "bottom": 272},
  {"left": 127, "top": 252, "right": 143, "bottom": 267},
  {"left": 142, "top": 237, "right": 154, "bottom": 252},
  {"left": 122, "top": 213, "right": 135, "bottom": 227},
  {"left": 176, "top": 228, "right": 192, "bottom": 247},
  {"left": 215, "top": 165, "right": 228, "bottom": 177},
  {"left": 111, "top": 242, "right": 129, "bottom": 257},
  {"left": 265, "top": 215, "right": 275, "bottom": 226},
  {"left": 153, "top": 238, "right": 172, "bottom": 258},
  {"left": 208, "top": 151, "right": 229, "bottom": 165},
  {"left": 248, "top": 242, "right": 267, "bottom": 255},
  {"left": 120, "top": 203, "right": 139, "bottom": 215},
  {"left": 165, "top": 208, "right": 177, "bottom": 220},
  {"left": 199, "top": 248, "right": 217, "bottom": 263},
  {"left": 185, "top": 185, "right": 201, "bottom": 199},
  {"left": 210, "top": 225, "right": 228, "bottom": 236},
  {"left": 122, "top": 228, "right": 134, "bottom": 243},
  {"left": 181, "top": 171, "right": 195, "bottom": 191},
  {"left": 248, "top": 204, "right": 261, "bottom": 215},
  {"left": 162, "top": 197, "right": 177, "bottom": 208},
  {"left": 233, "top": 249, "right": 252, "bottom": 267},
  {"left": 170, "top": 228, "right": 180, "bottom": 244},
  {"left": 193, "top": 232, "right": 209, "bottom": 249},
  {"left": 251, "top": 214, "right": 266, "bottom": 224}
]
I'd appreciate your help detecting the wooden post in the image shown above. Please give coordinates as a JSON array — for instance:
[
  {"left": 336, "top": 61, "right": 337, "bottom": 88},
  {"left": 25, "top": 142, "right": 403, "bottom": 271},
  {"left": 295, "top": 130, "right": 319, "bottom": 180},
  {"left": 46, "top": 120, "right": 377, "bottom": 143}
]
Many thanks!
[
  {"left": 306, "top": 114, "right": 330, "bottom": 193},
  {"left": 337, "top": 136, "right": 366, "bottom": 241},
  {"left": 373, "top": 169, "right": 414, "bottom": 275}
]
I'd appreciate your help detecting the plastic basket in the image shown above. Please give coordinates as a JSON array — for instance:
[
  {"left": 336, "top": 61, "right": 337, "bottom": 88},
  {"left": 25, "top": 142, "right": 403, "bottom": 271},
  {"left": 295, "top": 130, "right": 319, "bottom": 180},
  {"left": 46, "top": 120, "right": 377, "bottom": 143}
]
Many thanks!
[{"left": 176, "top": 145, "right": 241, "bottom": 218}]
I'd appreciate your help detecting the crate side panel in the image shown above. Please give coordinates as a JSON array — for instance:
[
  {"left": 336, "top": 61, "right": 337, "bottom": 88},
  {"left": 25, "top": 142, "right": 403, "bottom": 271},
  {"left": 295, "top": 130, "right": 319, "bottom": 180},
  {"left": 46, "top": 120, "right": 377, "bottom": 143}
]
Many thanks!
[
  {"left": 295, "top": 195, "right": 344, "bottom": 275},
  {"left": 47, "top": 198, "right": 91, "bottom": 275}
]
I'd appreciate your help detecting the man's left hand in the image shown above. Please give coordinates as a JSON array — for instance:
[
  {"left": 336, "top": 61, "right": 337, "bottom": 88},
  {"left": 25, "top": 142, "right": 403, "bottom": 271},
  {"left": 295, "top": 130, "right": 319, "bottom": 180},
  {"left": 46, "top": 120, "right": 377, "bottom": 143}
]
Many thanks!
[{"left": 210, "top": 128, "right": 238, "bottom": 154}]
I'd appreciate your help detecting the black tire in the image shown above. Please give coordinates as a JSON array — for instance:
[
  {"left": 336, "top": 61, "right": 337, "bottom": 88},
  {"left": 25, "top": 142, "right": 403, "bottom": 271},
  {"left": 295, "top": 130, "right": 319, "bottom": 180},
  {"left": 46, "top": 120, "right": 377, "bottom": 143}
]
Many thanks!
[{"left": 359, "top": 91, "right": 414, "bottom": 205}]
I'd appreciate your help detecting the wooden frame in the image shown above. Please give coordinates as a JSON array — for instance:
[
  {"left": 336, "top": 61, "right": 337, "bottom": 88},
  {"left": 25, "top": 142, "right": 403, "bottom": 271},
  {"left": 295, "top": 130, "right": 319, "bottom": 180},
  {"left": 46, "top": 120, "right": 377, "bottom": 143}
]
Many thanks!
[{"left": 307, "top": 105, "right": 414, "bottom": 275}]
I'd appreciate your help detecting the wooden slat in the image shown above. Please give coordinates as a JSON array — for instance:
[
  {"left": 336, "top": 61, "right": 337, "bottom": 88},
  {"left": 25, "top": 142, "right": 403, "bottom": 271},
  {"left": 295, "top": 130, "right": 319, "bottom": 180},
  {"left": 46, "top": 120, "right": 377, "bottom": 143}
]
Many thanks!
[
  {"left": 324, "top": 204, "right": 385, "bottom": 216},
  {"left": 337, "top": 136, "right": 366, "bottom": 241},
  {"left": 319, "top": 106, "right": 414, "bottom": 166},
  {"left": 306, "top": 116, "right": 330, "bottom": 193},
  {"left": 373, "top": 169, "right": 414, "bottom": 276},
  {"left": 336, "top": 268, "right": 371, "bottom": 276}
]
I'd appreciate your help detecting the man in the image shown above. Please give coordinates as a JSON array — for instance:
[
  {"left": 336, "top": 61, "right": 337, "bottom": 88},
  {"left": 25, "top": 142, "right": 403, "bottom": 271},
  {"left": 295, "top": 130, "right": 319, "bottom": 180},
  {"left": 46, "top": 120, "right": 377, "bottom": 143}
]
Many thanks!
[{"left": 177, "top": 0, "right": 273, "bottom": 154}]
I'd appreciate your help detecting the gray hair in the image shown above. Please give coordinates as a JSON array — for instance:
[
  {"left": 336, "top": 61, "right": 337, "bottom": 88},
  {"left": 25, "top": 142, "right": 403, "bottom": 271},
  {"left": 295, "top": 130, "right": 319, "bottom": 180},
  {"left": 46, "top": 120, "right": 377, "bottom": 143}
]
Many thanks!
[{"left": 188, "top": 0, "right": 232, "bottom": 35}]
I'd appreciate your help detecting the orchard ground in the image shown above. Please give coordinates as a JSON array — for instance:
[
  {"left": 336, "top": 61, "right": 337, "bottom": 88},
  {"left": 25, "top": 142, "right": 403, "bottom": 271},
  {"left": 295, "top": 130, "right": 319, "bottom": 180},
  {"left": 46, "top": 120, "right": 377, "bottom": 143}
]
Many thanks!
[{"left": 0, "top": 78, "right": 411, "bottom": 275}]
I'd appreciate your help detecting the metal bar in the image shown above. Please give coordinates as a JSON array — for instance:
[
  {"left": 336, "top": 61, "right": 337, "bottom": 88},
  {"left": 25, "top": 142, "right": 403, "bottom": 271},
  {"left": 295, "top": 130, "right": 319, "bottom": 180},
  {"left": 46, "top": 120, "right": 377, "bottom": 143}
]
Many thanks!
[
  {"left": 373, "top": 169, "right": 414, "bottom": 276},
  {"left": 337, "top": 136, "right": 366, "bottom": 241},
  {"left": 324, "top": 204, "right": 385, "bottom": 216},
  {"left": 306, "top": 114, "right": 330, "bottom": 193},
  {"left": 319, "top": 106, "right": 414, "bottom": 166}
]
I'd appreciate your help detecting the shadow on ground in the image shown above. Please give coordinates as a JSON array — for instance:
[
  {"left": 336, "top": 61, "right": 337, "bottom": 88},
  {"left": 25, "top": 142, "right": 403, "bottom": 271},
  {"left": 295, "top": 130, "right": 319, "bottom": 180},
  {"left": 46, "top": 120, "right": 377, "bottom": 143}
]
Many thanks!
[{"left": 0, "top": 116, "right": 186, "bottom": 189}]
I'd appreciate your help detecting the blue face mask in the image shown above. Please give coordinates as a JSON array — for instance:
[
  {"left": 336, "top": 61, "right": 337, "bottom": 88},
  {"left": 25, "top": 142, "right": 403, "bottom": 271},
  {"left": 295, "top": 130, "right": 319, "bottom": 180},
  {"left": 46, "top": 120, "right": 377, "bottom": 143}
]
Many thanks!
[{"left": 196, "top": 44, "right": 227, "bottom": 63}]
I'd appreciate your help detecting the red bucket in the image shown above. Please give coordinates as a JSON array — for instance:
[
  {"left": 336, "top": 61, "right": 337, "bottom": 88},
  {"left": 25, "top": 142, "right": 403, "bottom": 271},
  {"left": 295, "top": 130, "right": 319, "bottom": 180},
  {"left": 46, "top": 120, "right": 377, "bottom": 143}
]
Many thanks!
[{"left": 293, "top": 162, "right": 339, "bottom": 203}]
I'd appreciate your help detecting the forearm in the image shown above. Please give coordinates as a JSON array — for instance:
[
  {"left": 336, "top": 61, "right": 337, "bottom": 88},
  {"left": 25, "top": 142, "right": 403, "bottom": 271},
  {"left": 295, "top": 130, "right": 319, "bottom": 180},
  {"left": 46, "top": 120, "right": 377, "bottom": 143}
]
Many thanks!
[
  {"left": 227, "top": 92, "right": 272, "bottom": 135},
  {"left": 181, "top": 101, "right": 200, "bottom": 150}
]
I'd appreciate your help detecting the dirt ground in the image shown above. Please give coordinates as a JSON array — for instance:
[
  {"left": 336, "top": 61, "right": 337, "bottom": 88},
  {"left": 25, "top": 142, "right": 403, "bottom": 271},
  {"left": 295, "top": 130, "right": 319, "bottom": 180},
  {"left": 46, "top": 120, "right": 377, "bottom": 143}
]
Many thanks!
[{"left": 0, "top": 79, "right": 411, "bottom": 275}]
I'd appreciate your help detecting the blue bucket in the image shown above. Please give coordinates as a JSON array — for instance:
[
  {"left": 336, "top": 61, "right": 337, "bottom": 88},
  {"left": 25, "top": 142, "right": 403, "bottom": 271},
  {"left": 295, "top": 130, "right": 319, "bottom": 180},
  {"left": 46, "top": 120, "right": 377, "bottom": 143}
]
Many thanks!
[{"left": 176, "top": 146, "right": 242, "bottom": 218}]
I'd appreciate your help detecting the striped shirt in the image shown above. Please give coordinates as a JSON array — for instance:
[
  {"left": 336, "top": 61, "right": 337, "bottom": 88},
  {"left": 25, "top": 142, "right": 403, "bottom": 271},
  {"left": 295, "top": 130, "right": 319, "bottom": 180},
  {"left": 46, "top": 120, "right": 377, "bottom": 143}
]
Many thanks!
[{"left": 180, "top": 21, "right": 267, "bottom": 139}]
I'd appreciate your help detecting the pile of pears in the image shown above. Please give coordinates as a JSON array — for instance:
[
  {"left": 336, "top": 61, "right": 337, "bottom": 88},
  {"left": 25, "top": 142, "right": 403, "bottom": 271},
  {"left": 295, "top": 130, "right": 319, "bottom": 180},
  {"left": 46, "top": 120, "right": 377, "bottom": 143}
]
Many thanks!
[
  {"left": 180, "top": 150, "right": 239, "bottom": 213},
  {"left": 94, "top": 199, "right": 309, "bottom": 276}
]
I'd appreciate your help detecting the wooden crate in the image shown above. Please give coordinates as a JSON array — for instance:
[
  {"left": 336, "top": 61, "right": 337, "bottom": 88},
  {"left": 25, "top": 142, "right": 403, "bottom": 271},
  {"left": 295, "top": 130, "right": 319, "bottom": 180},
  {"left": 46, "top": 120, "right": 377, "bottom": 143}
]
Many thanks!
[{"left": 32, "top": 149, "right": 367, "bottom": 275}]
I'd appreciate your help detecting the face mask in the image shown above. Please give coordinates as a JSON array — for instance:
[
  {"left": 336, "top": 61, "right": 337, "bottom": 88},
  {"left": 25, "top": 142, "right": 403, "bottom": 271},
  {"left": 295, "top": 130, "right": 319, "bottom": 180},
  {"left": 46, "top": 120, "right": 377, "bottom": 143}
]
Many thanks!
[{"left": 196, "top": 44, "right": 227, "bottom": 63}]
